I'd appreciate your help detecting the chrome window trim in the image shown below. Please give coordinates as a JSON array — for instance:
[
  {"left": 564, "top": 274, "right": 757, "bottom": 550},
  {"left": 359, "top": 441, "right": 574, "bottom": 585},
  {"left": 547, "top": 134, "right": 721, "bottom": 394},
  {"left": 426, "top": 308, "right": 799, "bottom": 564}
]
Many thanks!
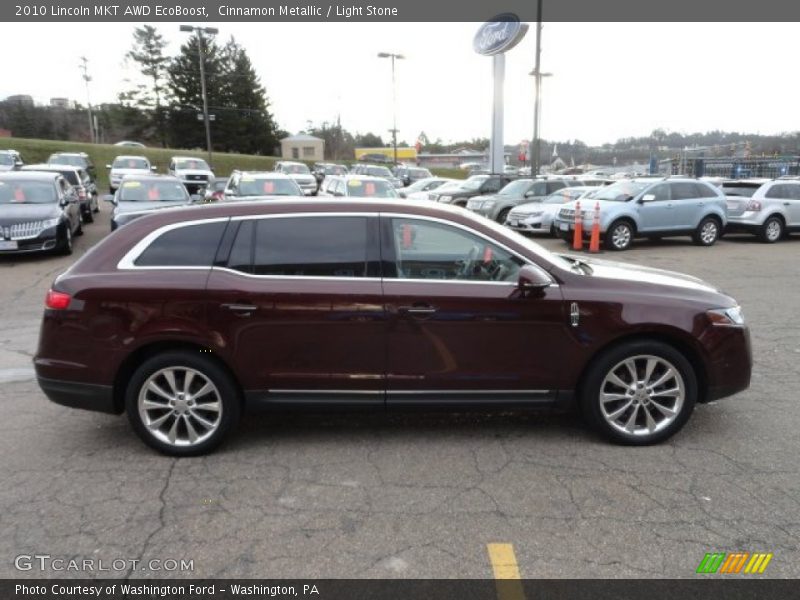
[
  {"left": 386, "top": 389, "right": 552, "bottom": 395},
  {"left": 116, "top": 211, "right": 555, "bottom": 288}
]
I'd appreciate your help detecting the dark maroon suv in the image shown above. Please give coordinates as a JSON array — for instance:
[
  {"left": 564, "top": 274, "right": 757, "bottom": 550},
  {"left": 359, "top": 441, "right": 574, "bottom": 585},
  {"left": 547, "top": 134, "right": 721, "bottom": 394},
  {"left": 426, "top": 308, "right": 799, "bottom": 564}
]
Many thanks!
[{"left": 34, "top": 199, "right": 752, "bottom": 455}]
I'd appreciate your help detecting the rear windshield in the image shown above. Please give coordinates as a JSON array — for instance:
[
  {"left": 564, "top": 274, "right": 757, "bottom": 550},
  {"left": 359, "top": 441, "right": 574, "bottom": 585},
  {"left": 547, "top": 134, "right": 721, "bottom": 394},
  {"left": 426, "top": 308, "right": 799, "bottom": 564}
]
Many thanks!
[
  {"left": 346, "top": 179, "right": 397, "bottom": 198},
  {"left": 119, "top": 180, "right": 187, "bottom": 202},
  {"left": 113, "top": 157, "right": 149, "bottom": 169},
  {"left": 721, "top": 184, "right": 759, "bottom": 198},
  {"left": 0, "top": 180, "right": 56, "bottom": 204},
  {"left": 237, "top": 178, "right": 300, "bottom": 196},
  {"left": 366, "top": 166, "right": 392, "bottom": 178}
]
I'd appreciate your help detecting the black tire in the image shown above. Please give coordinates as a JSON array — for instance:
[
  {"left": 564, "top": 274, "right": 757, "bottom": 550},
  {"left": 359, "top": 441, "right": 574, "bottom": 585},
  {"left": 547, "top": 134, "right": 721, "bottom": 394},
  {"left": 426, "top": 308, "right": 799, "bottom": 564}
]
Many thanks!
[
  {"left": 604, "top": 219, "right": 634, "bottom": 251},
  {"left": 692, "top": 216, "right": 721, "bottom": 246},
  {"left": 125, "top": 351, "right": 241, "bottom": 456},
  {"left": 496, "top": 207, "right": 511, "bottom": 224},
  {"left": 579, "top": 340, "right": 697, "bottom": 445},
  {"left": 92, "top": 194, "right": 100, "bottom": 213},
  {"left": 58, "top": 224, "right": 73, "bottom": 256},
  {"left": 757, "top": 215, "right": 784, "bottom": 244},
  {"left": 82, "top": 207, "right": 94, "bottom": 224},
  {"left": 75, "top": 220, "right": 83, "bottom": 236}
]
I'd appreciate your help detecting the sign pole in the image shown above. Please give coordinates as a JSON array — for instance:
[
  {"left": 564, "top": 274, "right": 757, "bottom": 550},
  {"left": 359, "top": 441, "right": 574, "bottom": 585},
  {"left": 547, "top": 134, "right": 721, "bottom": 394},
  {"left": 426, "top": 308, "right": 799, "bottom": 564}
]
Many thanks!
[{"left": 490, "top": 53, "right": 505, "bottom": 174}]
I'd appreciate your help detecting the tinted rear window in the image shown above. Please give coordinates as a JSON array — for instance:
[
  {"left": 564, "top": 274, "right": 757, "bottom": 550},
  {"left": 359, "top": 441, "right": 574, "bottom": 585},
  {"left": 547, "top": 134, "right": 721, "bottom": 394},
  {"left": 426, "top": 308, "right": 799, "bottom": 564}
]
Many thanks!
[
  {"left": 252, "top": 217, "right": 369, "bottom": 277},
  {"left": 135, "top": 222, "right": 227, "bottom": 267}
]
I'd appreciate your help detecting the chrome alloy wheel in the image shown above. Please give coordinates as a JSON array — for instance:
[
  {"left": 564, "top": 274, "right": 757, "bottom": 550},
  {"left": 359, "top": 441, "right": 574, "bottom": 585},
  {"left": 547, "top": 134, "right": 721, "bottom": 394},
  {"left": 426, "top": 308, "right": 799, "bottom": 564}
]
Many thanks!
[
  {"left": 599, "top": 355, "right": 685, "bottom": 437},
  {"left": 700, "top": 221, "right": 718, "bottom": 244},
  {"left": 611, "top": 223, "right": 632, "bottom": 249},
  {"left": 765, "top": 219, "right": 782, "bottom": 242},
  {"left": 138, "top": 367, "right": 222, "bottom": 447}
]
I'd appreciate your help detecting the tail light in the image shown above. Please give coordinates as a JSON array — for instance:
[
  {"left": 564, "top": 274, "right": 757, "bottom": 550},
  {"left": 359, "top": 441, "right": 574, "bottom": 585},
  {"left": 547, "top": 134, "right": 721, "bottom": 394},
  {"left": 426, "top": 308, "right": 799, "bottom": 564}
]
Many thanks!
[
  {"left": 45, "top": 289, "right": 71, "bottom": 310},
  {"left": 745, "top": 200, "right": 762, "bottom": 211},
  {"left": 77, "top": 187, "right": 87, "bottom": 199}
]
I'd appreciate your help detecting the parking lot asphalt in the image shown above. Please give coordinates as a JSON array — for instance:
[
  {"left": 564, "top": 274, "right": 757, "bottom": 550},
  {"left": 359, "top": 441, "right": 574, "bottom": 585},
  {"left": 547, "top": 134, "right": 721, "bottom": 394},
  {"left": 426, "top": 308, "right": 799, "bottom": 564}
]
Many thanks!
[{"left": 1, "top": 206, "right": 798, "bottom": 579}]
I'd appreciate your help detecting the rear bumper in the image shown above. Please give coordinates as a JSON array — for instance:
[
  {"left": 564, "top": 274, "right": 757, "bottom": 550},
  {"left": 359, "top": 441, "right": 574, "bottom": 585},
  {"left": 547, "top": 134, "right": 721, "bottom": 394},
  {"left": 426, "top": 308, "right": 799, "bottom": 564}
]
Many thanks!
[{"left": 37, "top": 376, "right": 118, "bottom": 414}]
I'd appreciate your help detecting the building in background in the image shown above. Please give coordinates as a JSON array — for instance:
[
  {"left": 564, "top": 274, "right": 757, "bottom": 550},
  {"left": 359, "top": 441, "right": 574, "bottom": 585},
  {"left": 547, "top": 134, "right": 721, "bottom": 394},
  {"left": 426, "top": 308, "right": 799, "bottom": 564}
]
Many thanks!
[
  {"left": 4, "top": 95, "right": 34, "bottom": 107},
  {"left": 280, "top": 134, "right": 324, "bottom": 161},
  {"left": 49, "top": 98, "right": 75, "bottom": 109}
]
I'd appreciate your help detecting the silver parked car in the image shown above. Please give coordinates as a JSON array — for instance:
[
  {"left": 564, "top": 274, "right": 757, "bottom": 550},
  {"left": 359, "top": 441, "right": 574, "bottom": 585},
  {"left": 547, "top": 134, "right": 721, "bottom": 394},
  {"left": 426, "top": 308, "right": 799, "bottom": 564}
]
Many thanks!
[
  {"left": 107, "top": 155, "right": 155, "bottom": 192},
  {"left": 274, "top": 161, "right": 318, "bottom": 196},
  {"left": 506, "top": 186, "right": 599, "bottom": 235},
  {"left": 722, "top": 178, "right": 800, "bottom": 242},
  {"left": 553, "top": 178, "right": 727, "bottom": 251}
]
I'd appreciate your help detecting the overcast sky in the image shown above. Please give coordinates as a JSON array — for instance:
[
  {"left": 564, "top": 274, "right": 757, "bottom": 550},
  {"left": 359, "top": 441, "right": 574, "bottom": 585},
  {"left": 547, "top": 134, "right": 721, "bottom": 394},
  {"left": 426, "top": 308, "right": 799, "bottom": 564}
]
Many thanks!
[{"left": 0, "top": 22, "right": 797, "bottom": 147}]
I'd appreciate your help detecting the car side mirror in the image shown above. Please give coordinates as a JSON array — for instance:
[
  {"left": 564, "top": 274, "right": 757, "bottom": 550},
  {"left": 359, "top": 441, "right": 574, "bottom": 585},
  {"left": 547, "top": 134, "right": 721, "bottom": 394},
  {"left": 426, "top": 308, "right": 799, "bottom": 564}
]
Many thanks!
[
  {"left": 640, "top": 193, "right": 656, "bottom": 203},
  {"left": 105, "top": 164, "right": 112, "bottom": 169},
  {"left": 399, "top": 191, "right": 407, "bottom": 198},
  {"left": 517, "top": 265, "right": 551, "bottom": 291}
]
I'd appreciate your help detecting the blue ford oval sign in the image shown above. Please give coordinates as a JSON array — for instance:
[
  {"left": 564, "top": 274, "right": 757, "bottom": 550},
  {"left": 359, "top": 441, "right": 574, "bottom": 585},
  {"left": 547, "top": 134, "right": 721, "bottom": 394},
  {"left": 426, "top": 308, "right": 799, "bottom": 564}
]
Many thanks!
[{"left": 473, "top": 13, "right": 529, "bottom": 56}]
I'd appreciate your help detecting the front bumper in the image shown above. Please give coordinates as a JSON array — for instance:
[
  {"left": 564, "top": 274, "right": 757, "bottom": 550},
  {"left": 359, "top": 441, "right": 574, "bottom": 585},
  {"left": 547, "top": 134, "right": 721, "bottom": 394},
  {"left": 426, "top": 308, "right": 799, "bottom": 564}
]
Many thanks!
[
  {"left": 0, "top": 226, "right": 60, "bottom": 254},
  {"left": 506, "top": 214, "right": 549, "bottom": 232},
  {"left": 37, "top": 376, "right": 117, "bottom": 414},
  {"left": 704, "top": 325, "right": 752, "bottom": 402}
]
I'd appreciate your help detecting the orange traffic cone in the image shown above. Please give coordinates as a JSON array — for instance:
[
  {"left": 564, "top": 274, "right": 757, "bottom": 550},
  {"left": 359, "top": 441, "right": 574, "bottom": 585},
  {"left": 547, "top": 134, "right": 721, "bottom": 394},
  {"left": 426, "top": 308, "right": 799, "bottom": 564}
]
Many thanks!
[
  {"left": 589, "top": 201, "right": 601, "bottom": 253},
  {"left": 572, "top": 201, "right": 583, "bottom": 250}
]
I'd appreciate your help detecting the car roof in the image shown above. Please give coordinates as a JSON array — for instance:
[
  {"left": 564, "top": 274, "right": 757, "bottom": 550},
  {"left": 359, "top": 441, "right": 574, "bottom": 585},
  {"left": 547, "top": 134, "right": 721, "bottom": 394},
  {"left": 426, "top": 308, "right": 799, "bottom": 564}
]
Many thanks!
[
  {"left": 277, "top": 161, "right": 307, "bottom": 166},
  {"left": 22, "top": 164, "right": 82, "bottom": 173},
  {"left": 334, "top": 174, "right": 391, "bottom": 183},
  {"left": 721, "top": 178, "right": 772, "bottom": 184},
  {"left": 171, "top": 156, "right": 208, "bottom": 161},
  {"left": 0, "top": 171, "right": 59, "bottom": 182},
  {"left": 236, "top": 171, "right": 293, "bottom": 179},
  {"left": 49, "top": 152, "right": 88, "bottom": 158},
  {"left": 112, "top": 155, "right": 149, "bottom": 161}
]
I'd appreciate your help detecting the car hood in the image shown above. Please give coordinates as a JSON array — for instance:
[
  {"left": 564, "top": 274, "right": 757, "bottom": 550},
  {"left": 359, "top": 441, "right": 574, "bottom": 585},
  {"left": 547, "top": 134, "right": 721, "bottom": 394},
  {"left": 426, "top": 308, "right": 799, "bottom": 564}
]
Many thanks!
[
  {"left": 564, "top": 254, "right": 727, "bottom": 296},
  {"left": 110, "top": 168, "right": 150, "bottom": 177},
  {"left": 114, "top": 200, "right": 189, "bottom": 215},
  {"left": 0, "top": 203, "right": 60, "bottom": 225},
  {"left": 0, "top": 165, "right": 16, "bottom": 172},
  {"left": 175, "top": 169, "right": 214, "bottom": 178}
]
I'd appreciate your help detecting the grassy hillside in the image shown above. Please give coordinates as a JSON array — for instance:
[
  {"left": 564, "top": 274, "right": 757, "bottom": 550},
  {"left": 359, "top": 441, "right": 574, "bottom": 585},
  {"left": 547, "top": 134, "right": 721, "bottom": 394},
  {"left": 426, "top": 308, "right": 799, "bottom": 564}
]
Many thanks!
[{"left": 0, "top": 137, "right": 466, "bottom": 190}]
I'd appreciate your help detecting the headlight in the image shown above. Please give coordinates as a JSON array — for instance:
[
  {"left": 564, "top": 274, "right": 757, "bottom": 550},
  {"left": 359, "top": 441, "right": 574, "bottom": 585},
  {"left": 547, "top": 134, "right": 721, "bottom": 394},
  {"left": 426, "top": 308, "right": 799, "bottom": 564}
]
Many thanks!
[
  {"left": 439, "top": 195, "right": 451, "bottom": 203},
  {"left": 41, "top": 218, "right": 61, "bottom": 229},
  {"left": 483, "top": 200, "right": 495, "bottom": 209},
  {"left": 707, "top": 306, "right": 745, "bottom": 327}
]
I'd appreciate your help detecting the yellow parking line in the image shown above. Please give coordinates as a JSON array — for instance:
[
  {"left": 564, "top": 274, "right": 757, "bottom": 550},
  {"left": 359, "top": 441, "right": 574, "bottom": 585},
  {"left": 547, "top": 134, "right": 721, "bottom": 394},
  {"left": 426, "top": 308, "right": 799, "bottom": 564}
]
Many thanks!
[{"left": 487, "top": 543, "right": 525, "bottom": 600}]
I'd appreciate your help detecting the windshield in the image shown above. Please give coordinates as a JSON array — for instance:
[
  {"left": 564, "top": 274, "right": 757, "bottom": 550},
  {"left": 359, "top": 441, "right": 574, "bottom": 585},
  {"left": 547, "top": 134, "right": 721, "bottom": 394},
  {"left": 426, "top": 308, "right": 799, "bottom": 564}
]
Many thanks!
[
  {"left": 0, "top": 154, "right": 13, "bottom": 166},
  {"left": 237, "top": 178, "right": 301, "bottom": 196},
  {"left": 119, "top": 180, "right": 188, "bottom": 202},
  {"left": 0, "top": 180, "right": 56, "bottom": 204},
  {"left": 544, "top": 188, "right": 585, "bottom": 204},
  {"left": 462, "top": 175, "right": 489, "bottom": 190},
  {"left": 346, "top": 179, "right": 397, "bottom": 198},
  {"left": 327, "top": 165, "right": 347, "bottom": 175},
  {"left": 48, "top": 154, "right": 85, "bottom": 167},
  {"left": 113, "top": 157, "right": 149, "bottom": 170},
  {"left": 281, "top": 163, "right": 311, "bottom": 175},
  {"left": 366, "top": 166, "right": 392, "bottom": 178},
  {"left": 721, "top": 184, "right": 759, "bottom": 198},
  {"left": 175, "top": 159, "right": 209, "bottom": 171},
  {"left": 592, "top": 181, "right": 650, "bottom": 202},
  {"left": 498, "top": 179, "right": 534, "bottom": 196}
]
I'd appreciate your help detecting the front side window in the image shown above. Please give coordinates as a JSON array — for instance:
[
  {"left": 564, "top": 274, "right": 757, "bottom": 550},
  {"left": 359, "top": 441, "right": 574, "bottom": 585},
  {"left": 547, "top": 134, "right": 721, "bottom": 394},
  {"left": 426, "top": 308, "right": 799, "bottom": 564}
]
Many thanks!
[
  {"left": 134, "top": 222, "right": 227, "bottom": 267},
  {"left": 481, "top": 178, "right": 504, "bottom": 193},
  {"left": 648, "top": 183, "right": 671, "bottom": 201},
  {"left": 388, "top": 218, "right": 523, "bottom": 283},
  {"left": 230, "top": 217, "right": 371, "bottom": 278},
  {"left": 547, "top": 181, "right": 568, "bottom": 194}
]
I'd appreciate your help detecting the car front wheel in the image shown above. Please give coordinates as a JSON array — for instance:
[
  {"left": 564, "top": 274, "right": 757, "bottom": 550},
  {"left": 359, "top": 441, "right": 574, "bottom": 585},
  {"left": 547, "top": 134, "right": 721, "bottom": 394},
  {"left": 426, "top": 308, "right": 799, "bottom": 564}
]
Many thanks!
[
  {"left": 580, "top": 340, "right": 697, "bottom": 445},
  {"left": 125, "top": 351, "right": 241, "bottom": 456},
  {"left": 604, "top": 220, "right": 634, "bottom": 251}
]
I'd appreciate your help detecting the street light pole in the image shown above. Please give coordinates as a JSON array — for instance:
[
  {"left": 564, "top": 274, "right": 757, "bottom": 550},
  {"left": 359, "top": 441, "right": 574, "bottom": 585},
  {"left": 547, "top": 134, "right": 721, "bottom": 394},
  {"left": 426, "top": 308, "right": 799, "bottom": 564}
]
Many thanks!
[
  {"left": 531, "top": 0, "right": 543, "bottom": 176},
  {"left": 79, "top": 57, "right": 94, "bottom": 144},
  {"left": 378, "top": 52, "right": 404, "bottom": 164},
  {"left": 180, "top": 25, "right": 218, "bottom": 168}
]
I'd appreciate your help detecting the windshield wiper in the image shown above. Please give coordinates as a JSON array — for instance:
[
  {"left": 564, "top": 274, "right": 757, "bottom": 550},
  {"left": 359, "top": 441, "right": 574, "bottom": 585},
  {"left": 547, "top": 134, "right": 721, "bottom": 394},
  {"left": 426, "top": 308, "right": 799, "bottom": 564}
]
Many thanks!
[{"left": 562, "top": 255, "right": 593, "bottom": 275}]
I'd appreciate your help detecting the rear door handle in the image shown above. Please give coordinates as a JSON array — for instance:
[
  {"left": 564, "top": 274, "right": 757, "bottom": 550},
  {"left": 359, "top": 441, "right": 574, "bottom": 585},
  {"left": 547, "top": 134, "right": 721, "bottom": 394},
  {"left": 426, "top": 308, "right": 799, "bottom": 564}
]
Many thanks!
[{"left": 221, "top": 303, "right": 257, "bottom": 315}]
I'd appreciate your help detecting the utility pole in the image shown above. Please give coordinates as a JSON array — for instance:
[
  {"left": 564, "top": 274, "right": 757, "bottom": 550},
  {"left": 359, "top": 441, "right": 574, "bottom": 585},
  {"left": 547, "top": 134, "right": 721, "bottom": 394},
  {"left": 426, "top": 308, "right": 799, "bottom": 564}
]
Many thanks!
[
  {"left": 79, "top": 57, "right": 95, "bottom": 144},
  {"left": 531, "top": 0, "right": 543, "bottom": 176},
  {"left": 378, "top": 52, "right": 405, "bottom": 164},
  {"left": 180, "top": 25, "right": 218, "bottom": 168}
]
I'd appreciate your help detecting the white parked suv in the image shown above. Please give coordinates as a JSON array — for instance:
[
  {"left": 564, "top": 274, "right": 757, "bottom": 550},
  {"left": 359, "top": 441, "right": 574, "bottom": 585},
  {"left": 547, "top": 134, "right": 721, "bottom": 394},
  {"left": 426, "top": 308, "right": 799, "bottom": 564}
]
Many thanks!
[
  {"left": 722, "top": 178, "right": 800, "bottom": 242},
  {"left": 107, "top": 155, "right": 155, "bottom": 192},
  {"left": 274, "top": 161, "right": 317, "bottom": 195},
  {"left": 167, "top": 156, "right": 215, "bottom": 194}
]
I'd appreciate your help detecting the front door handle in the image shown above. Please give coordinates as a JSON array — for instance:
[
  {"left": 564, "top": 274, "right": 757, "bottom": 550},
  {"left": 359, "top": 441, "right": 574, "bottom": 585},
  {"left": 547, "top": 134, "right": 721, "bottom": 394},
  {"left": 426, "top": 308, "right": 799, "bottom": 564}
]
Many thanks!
[
  {"left": 221, "top": 303, "right": 257, "bottom": 316},
  {"left": 399, "top": 304, "right": 437, "bottom": 316}
]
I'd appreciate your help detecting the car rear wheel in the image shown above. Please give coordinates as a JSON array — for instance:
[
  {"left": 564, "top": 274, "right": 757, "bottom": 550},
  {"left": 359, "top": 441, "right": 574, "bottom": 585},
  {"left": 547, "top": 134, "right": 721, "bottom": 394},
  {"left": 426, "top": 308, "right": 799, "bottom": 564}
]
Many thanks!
[
  {"left": 580, "top": 340, "right": 697, "bottom": 445},
  {"left": 604, "top": 220, "right": 634, "bottom": 251},
  {"left": 758, "top": 215, "right": 783, "bottom": 243},
  {"left": 693, "top": 217, "right": 720, "bottom": 246},
  {"left": 125, "top": 351, "right": 241, "bottom": 456}
]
